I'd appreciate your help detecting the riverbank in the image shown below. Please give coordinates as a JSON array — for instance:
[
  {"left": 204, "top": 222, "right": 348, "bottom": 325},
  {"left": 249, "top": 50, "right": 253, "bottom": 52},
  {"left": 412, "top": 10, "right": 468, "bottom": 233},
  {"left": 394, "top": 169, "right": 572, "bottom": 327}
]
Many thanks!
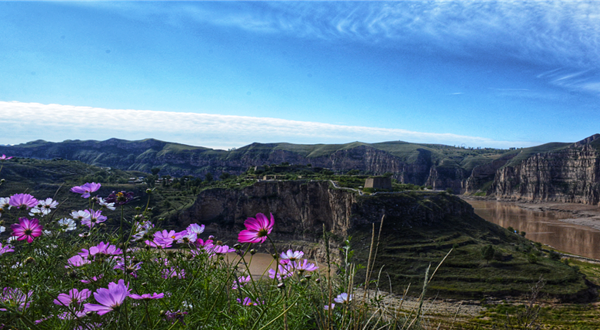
[{"left": 462, "top": 196, "right": 600, "bottom": 233}]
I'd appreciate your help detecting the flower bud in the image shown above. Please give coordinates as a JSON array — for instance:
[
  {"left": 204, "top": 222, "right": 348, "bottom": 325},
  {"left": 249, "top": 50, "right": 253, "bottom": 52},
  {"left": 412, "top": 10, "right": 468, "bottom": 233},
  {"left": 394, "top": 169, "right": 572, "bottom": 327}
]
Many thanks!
[
  {"left": 277, "top": 282, "right": 285, "bottom": 289},
  {"left": 135, "top": 206, "right": 142, "bottom": 211},
  {"left": 315, "top": 278, "right": 321, "bottom": 283},
  {"left": 25, "top": 257, "right": 35, "bottom": 264},
  {"left": 250, "top": 249, "right": 256, "bottom": 255},
  {"left": 146, "top": 188, "right": 153, "bottom": 194},
  {"left": 233, "top": 243, "right": 241, "bottom": 250}
]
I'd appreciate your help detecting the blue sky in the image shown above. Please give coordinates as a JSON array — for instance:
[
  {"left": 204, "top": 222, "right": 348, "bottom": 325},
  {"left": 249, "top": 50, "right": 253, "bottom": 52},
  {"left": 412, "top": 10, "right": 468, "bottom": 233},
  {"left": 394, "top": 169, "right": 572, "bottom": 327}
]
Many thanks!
[{"left": 1, "top": 1, "right": 600, "bottom": 150}]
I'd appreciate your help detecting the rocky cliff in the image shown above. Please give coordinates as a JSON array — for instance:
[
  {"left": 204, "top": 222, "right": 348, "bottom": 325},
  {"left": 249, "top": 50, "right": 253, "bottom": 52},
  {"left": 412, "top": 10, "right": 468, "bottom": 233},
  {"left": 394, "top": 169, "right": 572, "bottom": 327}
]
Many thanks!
[
  {"left": 490, "top": 135, "right": 600, "bottom": 205},
  {"left": 176, "top": 180, "right": 474, "bottom": 245},
  {"left": 0, "top": 139, "right": 507, "bottom": 190}
]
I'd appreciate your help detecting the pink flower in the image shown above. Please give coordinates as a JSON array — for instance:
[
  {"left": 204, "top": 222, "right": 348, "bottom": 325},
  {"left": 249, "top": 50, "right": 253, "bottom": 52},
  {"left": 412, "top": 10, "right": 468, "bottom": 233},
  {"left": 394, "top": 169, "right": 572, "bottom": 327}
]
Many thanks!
[
  {"left": 0, "top": 287, "right": 32, "bottom": 311},
  {"left": 84, "top": 280, "right": 130, "bottom": 315},
  {"left": 145, "top": 230, "right": 182, "bottom": 249},
  {"left": 211, "top": 244, "right": 235, "bottom": 254},
  {"left": 114, "top": 258, "right": 142, "bottom": 278},
  {"left": 10, "top": 218, "right": 43, "bottom": 243},
  {"left": 79, "top": 242, "right": 122, "bottom": 259},
  {"left": 232, "top": 276, "right": 251, "bottom": 290},
  {"left": 268, "top": 264, "right": 294, "bottom": 281},
  {"left": 0, "top": 243, "right": 14, "bottom": 256},
  {"left": 161, "top": 267, "right": 185, "bottom": 279},
  {"left": 54, "top": 288, "right": 91, "bottom": 307},
  {"left": 238, "top": 213, "right": 274, "bottom": 244},
  {"left": 0, "top": 155, "right": 12, "bottom": 160},
  {"left": 237, "top": 297, "right": 263, "bottom": 306},
  {"left": 324, "top": 303, "right": 335, "bottom": 310},
  {"left": 66, "top": 255, "right": 91, "bottom": 268},
  {"left": 292, "top": 259, "right": 319, "bottom": 272},
  {"left": 129, "top": 292, "right": 164, "bottom": 300},
  {"left": 164, "top": 310, "right": 188, "bottom": 325},
  {"left": 280, "top": 250, "right": 304, "bottom": 264},
  {"left": 71, "top": 182, "right": 101, "bottom": 199},
  {"left": 81, "top": 209, "right": 107, "bottom": 228},
  {"left": 81, "top": 275, "right": 103, "bottom": 284},
  {"left": 8, "top": 194, "right": 38, "bottom": 210},
  {"left": 195, "top": 238, "right": 214, "bottom": 248}
]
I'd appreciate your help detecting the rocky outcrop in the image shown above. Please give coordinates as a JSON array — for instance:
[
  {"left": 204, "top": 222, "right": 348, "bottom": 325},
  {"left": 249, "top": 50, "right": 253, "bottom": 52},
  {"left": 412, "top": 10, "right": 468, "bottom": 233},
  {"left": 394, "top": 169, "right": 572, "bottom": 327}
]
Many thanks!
[
  {"left": 176, "top": 181, "right": 475, "bottom": 244},
  {"left": 491, "top": 136, "right": 600, "bottom": 205},
  {"left": 463, "top": 153, "right": 517, "bottom": 194}
]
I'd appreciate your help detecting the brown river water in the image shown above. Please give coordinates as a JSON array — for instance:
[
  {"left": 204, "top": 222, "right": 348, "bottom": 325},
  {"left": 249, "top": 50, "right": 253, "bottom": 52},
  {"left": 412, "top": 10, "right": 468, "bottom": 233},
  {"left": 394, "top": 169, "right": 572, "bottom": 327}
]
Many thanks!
[{"left": 466, "top": 200, "right": 600, "bottom": 260}]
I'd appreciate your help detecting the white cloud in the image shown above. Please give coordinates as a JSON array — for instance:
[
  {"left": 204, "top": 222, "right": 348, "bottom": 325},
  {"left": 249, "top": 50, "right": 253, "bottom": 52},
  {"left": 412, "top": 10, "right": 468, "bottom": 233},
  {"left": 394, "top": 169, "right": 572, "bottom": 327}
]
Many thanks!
[{"left": 0, "top": 101, "right": 530, "bottom": 149}]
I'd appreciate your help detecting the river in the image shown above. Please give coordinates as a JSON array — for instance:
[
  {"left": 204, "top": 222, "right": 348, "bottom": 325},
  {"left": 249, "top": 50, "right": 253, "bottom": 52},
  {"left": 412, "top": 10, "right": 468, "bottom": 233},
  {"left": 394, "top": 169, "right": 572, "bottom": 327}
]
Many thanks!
[{"left": 465, "top": 199, "right": 600, "bottom": 260}]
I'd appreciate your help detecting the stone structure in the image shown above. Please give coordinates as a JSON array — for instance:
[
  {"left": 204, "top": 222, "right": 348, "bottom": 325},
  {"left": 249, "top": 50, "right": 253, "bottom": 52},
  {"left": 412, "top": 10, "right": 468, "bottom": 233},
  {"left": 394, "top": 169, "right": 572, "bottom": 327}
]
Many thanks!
[{"left": 364, "top": 176, "right": 392, "bottom": 189}]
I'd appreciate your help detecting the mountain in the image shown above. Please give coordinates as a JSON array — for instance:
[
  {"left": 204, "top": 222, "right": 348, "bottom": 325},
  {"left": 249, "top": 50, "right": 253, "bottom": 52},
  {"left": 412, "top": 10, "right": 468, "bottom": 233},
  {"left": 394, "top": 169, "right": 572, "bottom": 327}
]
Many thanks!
[
  {"left": 5, "top": 134, "right": 600, "bottom": 205},
  {"left": 0, "top": 138, "right": 512, "bottom": 192}
]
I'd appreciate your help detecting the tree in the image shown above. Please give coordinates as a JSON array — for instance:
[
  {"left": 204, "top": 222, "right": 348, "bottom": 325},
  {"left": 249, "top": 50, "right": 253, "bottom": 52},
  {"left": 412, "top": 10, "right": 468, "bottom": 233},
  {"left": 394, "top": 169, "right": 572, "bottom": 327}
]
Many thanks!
[
  {"left": 151, "top": 167, "right": 161, "bottom": 176},
  {"left": 482, "top": 245, "right": 495, "bottom": 264},
  {"left": 205, "top": 172, "right": 213, "bottom": 183}
]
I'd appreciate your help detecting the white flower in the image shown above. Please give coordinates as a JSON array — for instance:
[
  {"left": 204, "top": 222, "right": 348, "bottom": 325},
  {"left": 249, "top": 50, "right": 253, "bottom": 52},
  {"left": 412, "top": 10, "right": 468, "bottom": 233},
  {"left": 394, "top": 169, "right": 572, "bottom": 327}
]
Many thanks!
[
  {"left": 186, "top": 223, "right": 205, "bottom": 235},
  {"left": 0, "top": 226, "right": 5, "bottom": 234},
  {"left": 7, "top": 236, "right": 18, "bottom": 243},
  {"left": 176, "top": 230, "right": 198, "bottom": 244},
  {"left": 58, "top": 218, "right": 77, "bottom": 231},
  {"left": 97, "top": 197, "right": 116, "bottom": 211},
  {"left": 71, "top": 210, "right": 90, "bottom": 221},
  {"left": 30, "top": 198, "right": 59, "bottom": 217},
  {"left": 334, "top": 293, "right": 352, "bottom": 304}
]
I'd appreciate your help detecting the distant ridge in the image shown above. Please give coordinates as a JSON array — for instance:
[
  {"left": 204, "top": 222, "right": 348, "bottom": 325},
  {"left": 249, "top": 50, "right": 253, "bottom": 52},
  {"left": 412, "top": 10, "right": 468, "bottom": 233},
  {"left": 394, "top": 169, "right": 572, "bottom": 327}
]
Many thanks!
[{"left": 4, "top": 135, "right": 600, "bottom": 204}]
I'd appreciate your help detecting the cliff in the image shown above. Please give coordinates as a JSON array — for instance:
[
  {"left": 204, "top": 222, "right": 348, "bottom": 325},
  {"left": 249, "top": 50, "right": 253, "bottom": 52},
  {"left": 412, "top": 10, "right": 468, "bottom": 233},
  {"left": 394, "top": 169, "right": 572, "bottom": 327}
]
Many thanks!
[
  {"left": 174, "top": 180, "right": 592, "bottom": 300},
  {"left": 490, "top": 135, "right": 600, "bottom": 205},
  {"left": 0, "top": 139, "right": 509, "bottom": 190},
  {"left": 176, "top": 180, "right": 473, "bottom": 241}
]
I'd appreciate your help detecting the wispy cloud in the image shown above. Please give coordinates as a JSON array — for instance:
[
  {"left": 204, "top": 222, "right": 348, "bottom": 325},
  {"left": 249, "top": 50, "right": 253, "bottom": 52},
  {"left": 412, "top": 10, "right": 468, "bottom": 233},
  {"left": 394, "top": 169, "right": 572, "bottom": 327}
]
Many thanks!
[{"left": 0, "top": 101, "right": 531, "bottom": 149}]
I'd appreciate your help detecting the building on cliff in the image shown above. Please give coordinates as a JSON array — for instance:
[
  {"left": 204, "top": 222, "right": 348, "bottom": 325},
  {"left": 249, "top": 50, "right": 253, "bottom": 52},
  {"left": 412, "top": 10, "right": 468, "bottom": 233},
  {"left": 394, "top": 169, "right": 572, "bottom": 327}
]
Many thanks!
[{"left": 364, "top": 177, "right": 392, "bottom": 189}]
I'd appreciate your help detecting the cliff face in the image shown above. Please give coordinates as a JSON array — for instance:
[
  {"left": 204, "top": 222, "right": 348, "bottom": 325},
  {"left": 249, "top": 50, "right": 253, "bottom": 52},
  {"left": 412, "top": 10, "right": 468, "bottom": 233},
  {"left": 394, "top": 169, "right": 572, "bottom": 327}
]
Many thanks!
[
  {"left": 176, "top": 181, "right": 474, "bottom": 242},
  {"left": 490, "top": 135, "right": 600, "bottom": 204}
]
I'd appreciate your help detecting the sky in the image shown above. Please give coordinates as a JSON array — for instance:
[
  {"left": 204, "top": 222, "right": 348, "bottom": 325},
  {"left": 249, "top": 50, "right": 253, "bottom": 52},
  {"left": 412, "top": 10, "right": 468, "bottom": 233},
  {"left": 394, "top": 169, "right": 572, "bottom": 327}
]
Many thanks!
[{"left": 1, "top": 1, "right": 600, "bottom": 150}]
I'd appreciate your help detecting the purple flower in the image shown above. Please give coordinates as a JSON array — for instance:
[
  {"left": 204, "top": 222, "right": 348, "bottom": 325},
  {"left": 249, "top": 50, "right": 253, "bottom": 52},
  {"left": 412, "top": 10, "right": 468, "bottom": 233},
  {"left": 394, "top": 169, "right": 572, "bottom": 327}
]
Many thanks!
[
  {"left": 129, "top": 292, "right": 164, "bottom": 300},
  {"left": 280, "top": 250, "right": 304, "bottom": 264},
  {"left": 238, "top": 213, "right": 274, "bottom": 244},
  {"left": 66, "top": 255, "right": 91, "bottom": 268},
  {"left": 83, "top": 280, "right": 130, "bottom": 315},
  {"left": 71, "top": 183, "right": 101, "bottom": 199},
  {"left": 0, "top": 287, "right": 32, "bottom": 311},
  {"left": 232, "top": 276, "right": 251, "bottom": 290},
  {"left": 81, "top": 209, "right": 107, "bottom": 228},
  {"left": 186, "top": 223, "right": 205, "bottom": 235},
  {"left": 292, "top": 259, "right": 319, "bottom": 272},
  {"left": 0, "top": 155, "right": 12, "bottom": 160},
  {"left": 11, "top": 218, "right": 43, "bottom": 243},
  {"left": 237, "top": 297, "right": 263, "bottom": 306},
  {"left": 0, "top": 243, "right": 14, "bottom": 256},
  {"left": 334, "top": 293, "right": 352, "bottom": 304},
  {"left": 161, "top": 267, "right": 185, "bottom": 279},
  {"left": 81, "top": 275, "right": 103, "bottom": 284},
  {"left": 324, "top": 303, "right": 335, "bottom": 310},
  {"left": 211, "top": 244, "right": 235, "bottom": 254},
  {"left": 105, "top": 191, "right": 134, "bottom": 205},
  {"left": 164, "top": 310, "right": 188, "bottom": 325},
  {"left": 8, "top": 193, "right": 38, "bottom": 210},
  {"left": 145, "top": 230, "right": 180, "bottom": 249},
  {"left": 268, "top": 264, "right": 294, "bottom": 281},
  {"left": 79, "top": 242, "right": 122, "bottom": 259},
  {"left": 53, "top": 288, "right": 91, "bottom": 307},
  {"left": 176, "top": 230, "right": 197, "bottom": 244},
  {"left": 114, "top": 258, "right": 143, "bottom": 278}
]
